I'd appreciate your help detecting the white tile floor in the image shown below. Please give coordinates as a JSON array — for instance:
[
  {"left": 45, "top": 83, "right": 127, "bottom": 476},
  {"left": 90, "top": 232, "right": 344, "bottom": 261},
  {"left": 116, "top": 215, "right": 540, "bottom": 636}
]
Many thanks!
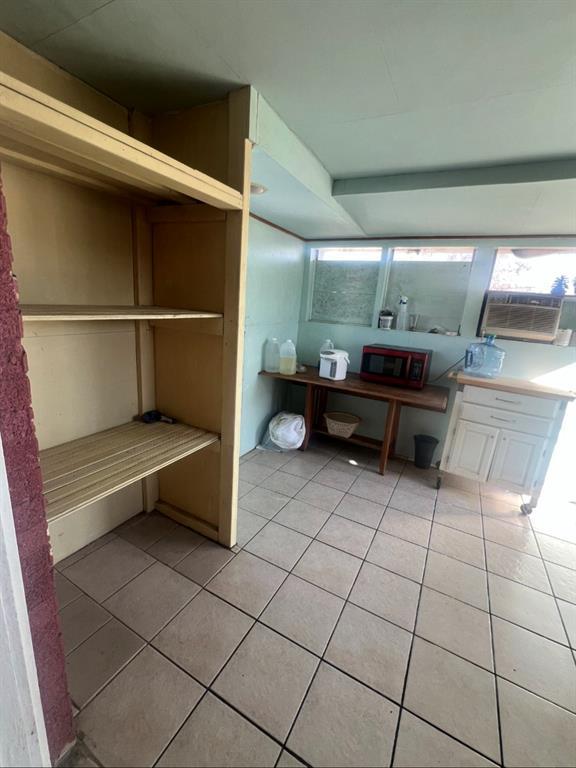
[{"left": 55, "top": 438, "right": 576, "bottom": 767}]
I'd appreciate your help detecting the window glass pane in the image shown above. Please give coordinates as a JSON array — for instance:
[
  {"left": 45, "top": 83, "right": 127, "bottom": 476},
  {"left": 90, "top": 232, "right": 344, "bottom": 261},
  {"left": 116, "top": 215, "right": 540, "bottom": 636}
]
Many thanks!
[
  {"left": 490, "top": 248, "right": 576, "bottom": 294},
  {"left": 490, "top": 248, "right": 576, "bottom": 334},
  {"left": 317, "top": 247, "right": 381, "bottom": 262},
  {"left": 393, "top": 247, "right": 473, "bottom": 262},
  {"left": 310, "top": 248, "right": 381, "bottom": 325},
  {"left": 383, "top": 247, "right": 474, "bottom": 333}
]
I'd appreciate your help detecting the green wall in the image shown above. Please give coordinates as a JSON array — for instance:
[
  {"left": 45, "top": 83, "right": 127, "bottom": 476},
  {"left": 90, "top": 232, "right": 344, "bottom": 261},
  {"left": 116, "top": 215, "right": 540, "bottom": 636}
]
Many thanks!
[
  {"left": 240, "top": 233, "right": 575, "bottom": 460},
  {"left": 240, "top": 218, "right": 306, "bottom": 454}
]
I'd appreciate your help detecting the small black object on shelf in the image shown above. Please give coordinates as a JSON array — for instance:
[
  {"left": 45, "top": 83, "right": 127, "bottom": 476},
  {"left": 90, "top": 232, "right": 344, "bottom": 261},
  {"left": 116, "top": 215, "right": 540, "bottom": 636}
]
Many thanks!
[{"left": 141, "top": 410, "right": 175, "bottom": 424}]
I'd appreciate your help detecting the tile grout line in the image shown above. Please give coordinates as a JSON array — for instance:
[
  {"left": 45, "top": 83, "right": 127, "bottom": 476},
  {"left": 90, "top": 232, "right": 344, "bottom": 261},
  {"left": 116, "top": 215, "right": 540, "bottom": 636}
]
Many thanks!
[
  {"left": 244, "top": 476, "right": 562, "bottom": 580},
  {"left": 57, "top": 458, "right": 409, "bottom": 712},
  {"left": 198, "top": 446, "right": 404, "bottom": 759},
  {"left": 64, "top": 447, "right": 576, "bottom": 766},
  {"left": 151, "top": 687, "right": 211, "bottom": 767},
  {"left": 145, "top": 620, "right": 511, "bottom": 768},
  {"left": 527, "top": 512, "right": 576, "bottom": 665},
  {"left": 64, "top": 486, "right": 574, "bottom": 727},
  {"left": 200, "top": 554, "right": 575, "bottom": 709},
  {"left": 240, "top": 501, "right": 575, "bottom": 652},
  {"left": 141, "top": 497, "right": 567, "bottom": 607},
  {"left": 480, "top": 505, "right": 505, "bottom": 767},
  {"left": 277, "top": 474, "right": 389, "bottom": 759},
  {"left": 239, "top": 459, "right": 576, "bottom": 665},
  {"left": 388, "top": 476, "right": 436, "bottom": 768},
  {"left": 281, "top": 458, "right": 415, "bottom": 758}
]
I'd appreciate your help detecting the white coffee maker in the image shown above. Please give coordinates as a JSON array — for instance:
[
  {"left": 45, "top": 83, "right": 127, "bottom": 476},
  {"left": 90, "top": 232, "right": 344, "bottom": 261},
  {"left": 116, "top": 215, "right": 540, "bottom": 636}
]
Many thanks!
[{"left": 319, "top": 349, "right": 350, "bottom": 381}]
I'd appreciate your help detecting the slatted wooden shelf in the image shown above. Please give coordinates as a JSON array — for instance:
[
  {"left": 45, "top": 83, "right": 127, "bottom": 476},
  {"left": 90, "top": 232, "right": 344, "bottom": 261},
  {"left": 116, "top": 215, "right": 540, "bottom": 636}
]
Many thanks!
[
  {"left": 21, "top": 305, "right": 223, "bottom": 322},
  {"left": 40, "top": 421, "right": 219, "bottom": 521},
  {"left": 0, "top": 72, "right": 243, "bottom": 209}
]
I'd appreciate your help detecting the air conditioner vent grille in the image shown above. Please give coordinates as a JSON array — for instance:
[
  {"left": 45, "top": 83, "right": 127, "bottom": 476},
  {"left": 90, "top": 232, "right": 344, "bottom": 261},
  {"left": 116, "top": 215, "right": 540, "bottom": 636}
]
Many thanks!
[
  {"left": 481, "top": 292, "right": 562, "bottom": 342},
  {"left": 485, "top": 305, "right": 560, "bottom": 333}
]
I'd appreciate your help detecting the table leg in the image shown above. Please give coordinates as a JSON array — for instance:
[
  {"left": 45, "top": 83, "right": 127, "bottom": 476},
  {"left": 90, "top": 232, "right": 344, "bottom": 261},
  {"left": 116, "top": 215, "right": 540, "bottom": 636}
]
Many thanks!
[
  {"left": 379, "top": 400, "right": 400, "bottom": 474},
  {"left": 300, "top": 384, "right": 315, "bottom": 451},
  {"left": 316, "top": 388, "right": 328, "bottom": 429},
  {"left": 389, "top": 401, "right": 401, "bottom": 456}
]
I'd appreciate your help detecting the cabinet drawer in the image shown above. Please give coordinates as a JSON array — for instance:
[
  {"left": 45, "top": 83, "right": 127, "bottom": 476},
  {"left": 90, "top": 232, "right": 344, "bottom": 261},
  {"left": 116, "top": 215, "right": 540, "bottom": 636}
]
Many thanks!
[
  {"left": 462, "top": 385, "right": 559, "bottom": 419},
  {"left": 460, "top": 402, "right": 552, "bottom": 438}
]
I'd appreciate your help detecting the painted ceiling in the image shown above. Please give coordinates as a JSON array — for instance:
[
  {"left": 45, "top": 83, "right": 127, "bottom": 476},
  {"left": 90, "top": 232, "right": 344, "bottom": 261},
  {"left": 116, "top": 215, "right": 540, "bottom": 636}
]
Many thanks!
[{"left": 1, "top": 0, "right": 575, "bottom": 237}]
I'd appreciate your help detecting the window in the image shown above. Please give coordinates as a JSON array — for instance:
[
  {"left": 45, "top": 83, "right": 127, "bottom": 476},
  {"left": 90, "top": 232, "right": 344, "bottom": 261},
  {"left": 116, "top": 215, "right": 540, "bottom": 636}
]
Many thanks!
[
  {"left": 310, "top": 247, "right": 382, "bottom": 325},
  {"left": 392, "top": 248, "right": 473, "bottom": 263},
  {"left": 383, "top": 247, "right": 475, "bottom": 333},
  {"left": 490, "top": 248, "right": 576, "bottom": 295},
  {"left": 307, "top": 243, "right": 576, "bottom": 338},
  {"left": 488, "top": 248, "right": 576, "bottom": 338},
  {"left": 316, "top": 247, "right": 382, "bottom": 262}
]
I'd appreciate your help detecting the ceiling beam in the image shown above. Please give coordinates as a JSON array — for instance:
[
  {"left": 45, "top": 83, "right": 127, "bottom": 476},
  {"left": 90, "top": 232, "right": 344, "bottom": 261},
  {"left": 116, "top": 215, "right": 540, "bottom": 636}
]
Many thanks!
[{"left": 332, "top": 158, "right": 576, "bottom": 197}]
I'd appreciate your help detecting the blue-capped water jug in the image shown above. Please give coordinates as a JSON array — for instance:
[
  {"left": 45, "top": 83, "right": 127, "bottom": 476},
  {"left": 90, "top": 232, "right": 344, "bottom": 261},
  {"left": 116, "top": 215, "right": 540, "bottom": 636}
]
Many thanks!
[{"left": 464, "top": 335, "right": 505, "bottom": 378}]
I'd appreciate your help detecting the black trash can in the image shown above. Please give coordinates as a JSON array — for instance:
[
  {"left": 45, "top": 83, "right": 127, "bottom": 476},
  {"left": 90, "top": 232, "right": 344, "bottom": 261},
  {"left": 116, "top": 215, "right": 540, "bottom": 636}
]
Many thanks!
[{"left": 413, "top": 434, "right": 439, "bottom": 469}]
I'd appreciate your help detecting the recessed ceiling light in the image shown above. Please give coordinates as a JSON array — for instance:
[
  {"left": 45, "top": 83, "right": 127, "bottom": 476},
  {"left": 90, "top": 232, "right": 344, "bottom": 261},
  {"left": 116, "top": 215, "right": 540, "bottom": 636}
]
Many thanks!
[{"left": 250, "top": 182, "right": 268, "bottom": 195}]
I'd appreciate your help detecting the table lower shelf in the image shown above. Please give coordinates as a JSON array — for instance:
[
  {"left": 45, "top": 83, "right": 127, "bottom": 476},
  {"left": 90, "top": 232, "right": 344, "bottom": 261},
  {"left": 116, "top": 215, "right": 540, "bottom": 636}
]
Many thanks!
[
  {"left": 312, "top": 427, "right": 381, "bottom": 451},
  {"left": 41, "top": 421, "right": 219, "bottom": 521}
]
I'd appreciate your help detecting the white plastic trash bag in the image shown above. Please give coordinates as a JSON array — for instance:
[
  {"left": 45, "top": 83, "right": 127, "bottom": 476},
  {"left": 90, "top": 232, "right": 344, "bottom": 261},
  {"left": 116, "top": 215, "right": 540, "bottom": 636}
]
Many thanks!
[{"left": 260, "top": 411, "right": 306, "bottom": 451}]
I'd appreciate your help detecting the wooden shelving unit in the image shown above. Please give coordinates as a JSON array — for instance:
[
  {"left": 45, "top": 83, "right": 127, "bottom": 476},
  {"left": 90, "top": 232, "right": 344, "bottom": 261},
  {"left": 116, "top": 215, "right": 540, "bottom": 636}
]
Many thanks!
[
  {"left": 20, "top": 305, "right": 223, "bottom": 322},
  {"left": 41, "top": 421, "right": 218, "bottom": 521},
  {"left": 0, "top": 72, "right": 243, "bottom": 210},
  {"left": 1, "top": 60, "right": 251, "bottom": 560}
]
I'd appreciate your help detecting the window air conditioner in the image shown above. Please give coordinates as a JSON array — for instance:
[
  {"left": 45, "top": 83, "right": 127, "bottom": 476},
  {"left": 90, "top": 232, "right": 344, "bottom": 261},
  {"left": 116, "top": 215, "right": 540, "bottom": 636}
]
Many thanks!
[{"left": 480, "top": 292, "right": 563, "bottom": 342}]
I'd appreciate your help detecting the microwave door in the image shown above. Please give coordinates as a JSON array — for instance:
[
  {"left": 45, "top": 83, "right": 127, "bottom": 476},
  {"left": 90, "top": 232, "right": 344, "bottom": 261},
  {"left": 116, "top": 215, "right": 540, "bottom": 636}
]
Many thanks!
[{"left": 367, "top": 352, "right": 409, "bottom": 379}]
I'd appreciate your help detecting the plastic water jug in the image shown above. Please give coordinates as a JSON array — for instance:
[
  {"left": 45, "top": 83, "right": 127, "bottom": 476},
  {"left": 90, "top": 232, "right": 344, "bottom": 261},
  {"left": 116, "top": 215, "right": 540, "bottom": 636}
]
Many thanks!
[
  {"left": 464, "top": 335, "right": 505, "bottom": 378},
  {"left": 264, "top": 338, "right": 280, "bottom": 372},
  {"left": 279, "top": 339, "right": 297, "bottom": 375}
]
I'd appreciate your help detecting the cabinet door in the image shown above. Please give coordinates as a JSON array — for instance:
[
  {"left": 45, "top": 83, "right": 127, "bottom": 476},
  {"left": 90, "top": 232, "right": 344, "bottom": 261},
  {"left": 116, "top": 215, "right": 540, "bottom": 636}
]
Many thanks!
[
  {"left": 447, "top": 420, "right": 499, "bottom": 481},
  {"left": 488, "top": 430, "right": 546, "bottom": 493}
]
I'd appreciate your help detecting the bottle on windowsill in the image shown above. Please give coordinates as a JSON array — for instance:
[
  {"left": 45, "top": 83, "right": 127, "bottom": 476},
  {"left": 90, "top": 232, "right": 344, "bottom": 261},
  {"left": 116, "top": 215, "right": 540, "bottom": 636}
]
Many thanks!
[{"left": 396, "top": 296, "right": 408, "bottom": 331}]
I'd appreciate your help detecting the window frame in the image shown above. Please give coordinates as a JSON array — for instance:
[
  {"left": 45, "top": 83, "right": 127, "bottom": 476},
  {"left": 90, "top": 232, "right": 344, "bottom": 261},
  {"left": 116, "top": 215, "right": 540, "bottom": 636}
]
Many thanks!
[
  {"left": 305, "top": 245, "right": 388, "bottom": 327},
  {"left": 304, "top": 238, "right": 576, "bottom": 342}
]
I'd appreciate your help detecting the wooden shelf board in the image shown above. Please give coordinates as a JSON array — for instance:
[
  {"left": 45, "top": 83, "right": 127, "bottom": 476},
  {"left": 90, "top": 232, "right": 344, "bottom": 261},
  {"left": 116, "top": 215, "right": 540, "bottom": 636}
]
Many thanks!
[
  {"left": 0, "top": 72, "right": 242, "bottom": 210},
  {"left": 20, "top": 305, "right": 223, "bottom": 322},
  {"left": 313, "top": 427, "right": 381, "bottom": 452},
  {"left": 41, "top": 421, "right": 219, "bottom": 521}
]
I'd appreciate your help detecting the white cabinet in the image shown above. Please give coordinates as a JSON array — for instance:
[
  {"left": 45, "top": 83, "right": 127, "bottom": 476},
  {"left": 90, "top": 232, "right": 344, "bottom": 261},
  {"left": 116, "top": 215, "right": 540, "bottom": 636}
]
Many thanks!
[
  {"left": 441, "top": 378, "right": 570, "bottom": 510},
  {"left": 446, "top": 420, "right": 498, "bottom": 481},
  {"left": 488, "top": 430, "right": 545, "bottom": 493}
]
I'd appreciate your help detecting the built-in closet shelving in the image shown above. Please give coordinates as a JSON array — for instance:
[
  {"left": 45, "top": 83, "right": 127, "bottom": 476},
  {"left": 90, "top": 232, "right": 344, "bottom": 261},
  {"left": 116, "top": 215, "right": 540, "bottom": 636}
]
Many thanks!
[
  {"left": 1, "top": 67, "right": 251, "bottom": 560},
  {"left": 42, "top": 422, "right": 219, "bottom": 522},
  {"left": 20, "top": 305, "right": 223, "bottom": 322},
  {"left": 0, "top": 72, "right": 243, "bottom": 209}
]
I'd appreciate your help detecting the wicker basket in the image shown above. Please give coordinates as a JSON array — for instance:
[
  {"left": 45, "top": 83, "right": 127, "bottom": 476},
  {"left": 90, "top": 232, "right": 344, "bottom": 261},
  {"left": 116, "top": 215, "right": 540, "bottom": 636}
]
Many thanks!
[{"left": 324, "top": 411, "right": 361, "bottom": 439}]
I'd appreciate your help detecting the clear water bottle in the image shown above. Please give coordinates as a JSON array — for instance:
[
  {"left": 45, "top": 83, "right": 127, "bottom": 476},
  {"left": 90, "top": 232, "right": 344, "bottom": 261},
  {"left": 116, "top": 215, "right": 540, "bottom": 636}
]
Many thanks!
[
  {"left": 279, "top": 339, "right": 297, "bottom": 375},
  {"left": 396, "top": 296, "right": 408, "bottom": 331},
  {"left": 464, "top": 335, "right": 505, "bottom": 378},
  {"left": 264, "top": 338, "right": 280, "bottom": 372}
]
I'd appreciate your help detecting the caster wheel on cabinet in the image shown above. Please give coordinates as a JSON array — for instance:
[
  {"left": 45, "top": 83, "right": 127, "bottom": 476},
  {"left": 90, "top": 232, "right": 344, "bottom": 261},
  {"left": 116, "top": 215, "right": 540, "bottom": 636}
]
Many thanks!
[{"left": 521, "top": 503, "right": 533, "bottom": 515}]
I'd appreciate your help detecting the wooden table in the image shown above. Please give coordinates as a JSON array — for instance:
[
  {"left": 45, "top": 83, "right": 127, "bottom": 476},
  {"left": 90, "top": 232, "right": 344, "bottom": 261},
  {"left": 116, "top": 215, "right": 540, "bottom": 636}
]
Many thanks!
[{"left": 260, "top": 368, "right": 450, "bottom": 474}]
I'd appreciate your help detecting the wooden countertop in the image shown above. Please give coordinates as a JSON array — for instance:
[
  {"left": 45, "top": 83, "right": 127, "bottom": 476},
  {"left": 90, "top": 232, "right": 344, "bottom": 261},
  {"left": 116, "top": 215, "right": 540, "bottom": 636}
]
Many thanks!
[
  {"left": 450, "top": 370, "right": 576, "bottom": 401},
  {"left": 260, "top": 369, "right": 449, "bottom": 412}
]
